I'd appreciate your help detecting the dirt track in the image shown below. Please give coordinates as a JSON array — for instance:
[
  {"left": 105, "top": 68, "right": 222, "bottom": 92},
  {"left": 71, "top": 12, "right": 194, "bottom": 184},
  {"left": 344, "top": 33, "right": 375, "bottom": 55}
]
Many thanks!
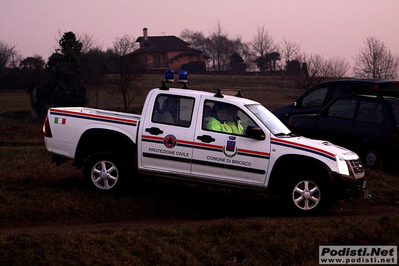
[{"left": 1, "top": 204, "right": 397, "bottom": 237}]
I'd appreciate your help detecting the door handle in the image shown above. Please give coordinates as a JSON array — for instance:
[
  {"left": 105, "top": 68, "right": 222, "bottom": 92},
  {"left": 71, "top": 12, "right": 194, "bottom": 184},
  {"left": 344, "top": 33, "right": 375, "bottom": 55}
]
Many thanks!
[
  {"left": 145, "top": 127, "right": 163, "bottom": 135},
  {"left": 197, "top": 135, "right": 215, "bottom": 143}
]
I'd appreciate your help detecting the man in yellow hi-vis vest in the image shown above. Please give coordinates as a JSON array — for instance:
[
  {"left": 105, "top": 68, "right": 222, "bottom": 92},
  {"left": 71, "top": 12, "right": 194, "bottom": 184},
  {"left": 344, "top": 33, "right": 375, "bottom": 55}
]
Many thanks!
[
  {"left": 227, "top": 106, "right": 244, "bottom": 135},
  {"left": 206, "top": 103, "right": 233, "bottom": 133}
]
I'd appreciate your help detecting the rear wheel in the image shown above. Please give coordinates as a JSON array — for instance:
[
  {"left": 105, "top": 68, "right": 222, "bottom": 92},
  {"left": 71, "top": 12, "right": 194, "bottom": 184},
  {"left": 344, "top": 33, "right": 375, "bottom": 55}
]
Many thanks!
[
  {"left": 84, "top": 152, "right": 127, "bottom": 191},
  {"left": 364, "top": 149, "right": 379, "bottom": 169}
]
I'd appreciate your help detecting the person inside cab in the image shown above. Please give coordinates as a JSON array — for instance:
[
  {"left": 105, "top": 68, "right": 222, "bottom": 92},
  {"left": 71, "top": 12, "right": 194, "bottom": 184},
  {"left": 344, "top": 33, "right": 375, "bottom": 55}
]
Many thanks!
[
  {"left": 206, "top": 103, "right": 232, "bottom": 133},
  {"left": 226, "top": 106, "right": 244, "bottom": 135}
]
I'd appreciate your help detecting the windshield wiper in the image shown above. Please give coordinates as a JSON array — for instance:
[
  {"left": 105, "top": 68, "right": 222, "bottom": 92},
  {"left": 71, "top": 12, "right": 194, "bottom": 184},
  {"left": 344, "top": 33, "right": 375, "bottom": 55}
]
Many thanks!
[{"left": 274, "top": 132, "right": 297, "bottom": 138}]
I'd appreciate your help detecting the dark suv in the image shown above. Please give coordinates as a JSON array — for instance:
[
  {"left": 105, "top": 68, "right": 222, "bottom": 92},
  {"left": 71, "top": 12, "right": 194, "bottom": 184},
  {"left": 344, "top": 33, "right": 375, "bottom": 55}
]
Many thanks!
[
  {"left": 288, "top": 94, "right": 399, "bottom": 168},
  {"left": 273, "top": 79, "right": 399, "bottom": 125}
]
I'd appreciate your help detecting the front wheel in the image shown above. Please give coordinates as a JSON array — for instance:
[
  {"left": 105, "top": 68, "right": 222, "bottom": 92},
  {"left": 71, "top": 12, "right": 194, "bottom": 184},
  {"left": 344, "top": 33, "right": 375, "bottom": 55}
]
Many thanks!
[
  {"left": 284, "top": 173, "right": 332, "bottom": 215},
  {"left": 84, "top": 152, "right": 127, "bottom": 191}
]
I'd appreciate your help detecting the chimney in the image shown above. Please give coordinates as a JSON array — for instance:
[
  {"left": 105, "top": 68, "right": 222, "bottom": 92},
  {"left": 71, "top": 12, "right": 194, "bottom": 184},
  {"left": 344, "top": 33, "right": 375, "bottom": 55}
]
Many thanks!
[{"left": 143, "top": 28, "right": 148, "bottom": 41}]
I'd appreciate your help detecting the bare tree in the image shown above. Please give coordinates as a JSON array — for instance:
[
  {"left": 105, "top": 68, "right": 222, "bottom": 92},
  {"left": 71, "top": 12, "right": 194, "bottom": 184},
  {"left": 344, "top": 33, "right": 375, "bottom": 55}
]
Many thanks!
[
  {"left": 327, "top": 56, "right": 350, "bottom": 78},
  {"left": 235, "top": 41, "right": 254, "bottom": 71},
  {"left": 78, "top": 33, "right": 107, "bottom": 108},
  {"left": 78, "top": 33, "right": 103, "bottom": 54},
  {"left": 296, "top": 53, "right": 331, "bottom": 90},
  {"left": 0, "top": 41, "right": 22, "bottom": 69},
  {"left": 353, "top": 37, "right": 399, "bottom": 79},
  {"left": 208, "top": 21, "right": 231, "bottom": 71},
  {"left": 180, "top": 29, "right": 207, "bottom": 53},
  {"left": 280, "top": 39, "right": 301, "bottom": 64},
  {"left": 0, "top": 41, "right": 13, "bottom": 69},
  {"left": 181, "top": 26, "right": 248, "bottom": 72},
  {"left": 289, "top": 53, "right": 350, "bottom": 90},
  {"left": 112, "top": 35, "right": 142, "bottom": 111},
  {"left": 251, "top": 25, "right": 275, "bottom": 58},
  {"left": 251, "top": 25, "right": 275, "bottom": 72}
]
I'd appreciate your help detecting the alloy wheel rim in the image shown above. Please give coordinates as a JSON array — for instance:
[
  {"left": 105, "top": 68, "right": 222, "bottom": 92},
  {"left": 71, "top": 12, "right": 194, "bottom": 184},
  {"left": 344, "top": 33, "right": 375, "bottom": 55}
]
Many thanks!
[
  {"left": 292, "top": 180, "right": 321, "bottom": 210},
  {"left": 91, "top": 160, "right": 119, "bottom": 190}
]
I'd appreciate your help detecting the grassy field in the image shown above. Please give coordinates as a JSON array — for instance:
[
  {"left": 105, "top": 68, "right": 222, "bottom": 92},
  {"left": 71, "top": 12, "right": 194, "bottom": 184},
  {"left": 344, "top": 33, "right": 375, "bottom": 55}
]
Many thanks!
[
  {"left": 0, "top": 74, "right": 398, "bottom": 265},
  {"left": 0, "top": 74, "right": 298, "bottom": 114}
]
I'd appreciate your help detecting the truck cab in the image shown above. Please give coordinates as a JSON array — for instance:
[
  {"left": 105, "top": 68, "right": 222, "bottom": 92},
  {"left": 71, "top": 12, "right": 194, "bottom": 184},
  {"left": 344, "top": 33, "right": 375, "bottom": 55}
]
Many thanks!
[{"left": 138, "top": 87, "right": 273, "bottom": 188}]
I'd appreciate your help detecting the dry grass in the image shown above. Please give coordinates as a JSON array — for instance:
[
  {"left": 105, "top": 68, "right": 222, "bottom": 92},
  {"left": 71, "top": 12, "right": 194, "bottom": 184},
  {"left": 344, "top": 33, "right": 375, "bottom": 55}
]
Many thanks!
[
  {"left": 0, "top": 90, "right": 31, "bottom": 112},
  {"left": 0, "top": 216, "right": 398, "bottom": 265}
]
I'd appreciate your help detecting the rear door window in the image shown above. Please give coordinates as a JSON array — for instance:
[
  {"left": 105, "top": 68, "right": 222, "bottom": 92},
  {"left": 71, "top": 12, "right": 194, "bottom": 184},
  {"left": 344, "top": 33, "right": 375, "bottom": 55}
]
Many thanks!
[
  {"left": 152, "top": 94, "right": 195, "bottom": 127},
  {"left": 327, "top": 99, "right": 357, "bottom": 119}
]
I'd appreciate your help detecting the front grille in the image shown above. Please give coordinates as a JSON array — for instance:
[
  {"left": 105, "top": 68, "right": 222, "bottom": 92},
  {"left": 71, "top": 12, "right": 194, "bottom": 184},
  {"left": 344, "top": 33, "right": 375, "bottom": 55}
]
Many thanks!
[{"left": 348, "top": 159, "right": 365, "bottom": 178}]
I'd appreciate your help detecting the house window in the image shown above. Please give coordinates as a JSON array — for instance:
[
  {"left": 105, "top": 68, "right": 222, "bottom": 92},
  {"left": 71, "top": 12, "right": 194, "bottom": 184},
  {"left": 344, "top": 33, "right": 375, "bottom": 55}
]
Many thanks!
[{"left": 153, "top": 55, "right": 161, "bottom": 68}]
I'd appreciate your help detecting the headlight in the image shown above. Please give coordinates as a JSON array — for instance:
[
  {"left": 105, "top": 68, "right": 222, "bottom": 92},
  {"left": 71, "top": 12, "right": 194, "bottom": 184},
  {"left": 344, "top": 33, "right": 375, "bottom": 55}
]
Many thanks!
[{"left": 336, "top": 156, "right": 350, "bottom": 176}]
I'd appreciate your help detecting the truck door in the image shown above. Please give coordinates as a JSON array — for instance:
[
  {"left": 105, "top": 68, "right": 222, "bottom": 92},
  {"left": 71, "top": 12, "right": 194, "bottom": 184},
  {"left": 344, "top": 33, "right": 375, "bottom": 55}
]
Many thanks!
[
  {"left": 191, "top": 98, "right": 270, "bottom": 187},
  {"left": 138, "top": 92, "right": 197, "bottom": 174}
]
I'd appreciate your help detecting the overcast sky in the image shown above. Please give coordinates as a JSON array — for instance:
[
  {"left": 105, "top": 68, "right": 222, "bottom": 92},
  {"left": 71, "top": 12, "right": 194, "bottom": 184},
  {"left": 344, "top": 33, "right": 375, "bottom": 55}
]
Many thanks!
[{"left": 1, "top": 0, "right": 398, "bottom": 67}]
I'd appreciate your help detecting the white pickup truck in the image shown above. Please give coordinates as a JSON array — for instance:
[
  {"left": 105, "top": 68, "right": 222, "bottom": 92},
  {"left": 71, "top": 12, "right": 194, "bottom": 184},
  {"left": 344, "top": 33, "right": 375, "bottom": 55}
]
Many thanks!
[{"left": 43, "top": 71, "right": 367, "bottom": 214}]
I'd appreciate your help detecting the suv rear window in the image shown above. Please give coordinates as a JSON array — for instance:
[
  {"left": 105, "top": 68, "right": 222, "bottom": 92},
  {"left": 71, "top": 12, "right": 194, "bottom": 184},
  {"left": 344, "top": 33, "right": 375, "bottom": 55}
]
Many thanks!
[
  {"left": 377, "top": 83, "right": 399, "bottom": 98},
  {"left": 378, "top": 83, "right": 399, "bottom": 90},
  {"left": 390, "top": 101, "right": 399, "bottom": 124},
  {"left": 357, "top": 101, "right": 383, "bottom": 123}
]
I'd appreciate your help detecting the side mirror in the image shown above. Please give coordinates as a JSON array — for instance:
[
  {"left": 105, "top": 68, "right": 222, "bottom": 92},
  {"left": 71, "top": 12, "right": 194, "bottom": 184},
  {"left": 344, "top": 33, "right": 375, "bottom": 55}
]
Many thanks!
[{"left": 245, "top": 126, "right": 266, "bottom": 140}]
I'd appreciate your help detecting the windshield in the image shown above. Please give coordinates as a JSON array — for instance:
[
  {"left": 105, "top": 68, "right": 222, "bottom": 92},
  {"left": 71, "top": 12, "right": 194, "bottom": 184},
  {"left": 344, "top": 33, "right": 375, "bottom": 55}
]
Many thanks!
[{"left": 246, "top": 104, "right": 291, "bottom": 136}]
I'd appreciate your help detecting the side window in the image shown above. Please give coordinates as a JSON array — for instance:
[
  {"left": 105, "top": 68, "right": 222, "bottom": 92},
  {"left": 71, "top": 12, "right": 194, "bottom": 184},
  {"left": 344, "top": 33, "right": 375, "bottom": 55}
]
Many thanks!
[
  {"left": 327, "top": 99, "right": 357, "bottom": 119},
  {"left": 302, "top": 87, "right": 328, "bottom": 107},
  {"left": 392, "top": 101, "right": 399, "bottom": 124},
  {"left": 152, "top": 94, "right": 195, "bottom": 127},
  {"left": 202, "top": 100, "right": 257, "bottom": 136},
  {"left": 328, "top": 85, "right": 353, "bottom": 100},
  {"left": 356, "top": 101, "right": 383, "bottom": 123}
]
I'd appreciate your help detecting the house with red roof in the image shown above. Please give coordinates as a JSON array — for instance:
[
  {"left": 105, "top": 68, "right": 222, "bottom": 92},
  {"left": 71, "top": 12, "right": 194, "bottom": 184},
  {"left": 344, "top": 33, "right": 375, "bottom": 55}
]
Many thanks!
[{"left": 133, "top": 28, "right": 208, "bottom": 72}]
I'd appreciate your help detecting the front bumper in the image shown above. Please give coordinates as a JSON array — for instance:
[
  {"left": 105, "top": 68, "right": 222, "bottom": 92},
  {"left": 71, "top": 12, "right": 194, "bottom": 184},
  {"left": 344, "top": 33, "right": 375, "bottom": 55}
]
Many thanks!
[{"left": 332, "top": 172, "right": 367, "bottom": 198}]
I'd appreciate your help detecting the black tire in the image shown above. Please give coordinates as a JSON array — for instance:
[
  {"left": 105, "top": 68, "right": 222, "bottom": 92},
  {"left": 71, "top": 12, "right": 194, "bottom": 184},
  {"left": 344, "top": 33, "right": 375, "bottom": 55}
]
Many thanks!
[
  {"left": 364, "top": 149, "right": 379, "bottom": 169},
  {"left": 284, "top": 171, "right": 332, "bottom": 215},
  {"left": 83, "top": 152, "right": 127, "bottom": 191}
]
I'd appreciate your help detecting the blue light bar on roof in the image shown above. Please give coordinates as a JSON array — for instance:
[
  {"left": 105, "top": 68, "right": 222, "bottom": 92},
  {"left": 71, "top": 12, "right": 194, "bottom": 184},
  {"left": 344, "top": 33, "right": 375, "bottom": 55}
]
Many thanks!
[
  {"left": 178, "top": 70, "right": 188, "bottom": 84},
  {"left": 164, "top": 69, "right": 174, "bottom": 83}
]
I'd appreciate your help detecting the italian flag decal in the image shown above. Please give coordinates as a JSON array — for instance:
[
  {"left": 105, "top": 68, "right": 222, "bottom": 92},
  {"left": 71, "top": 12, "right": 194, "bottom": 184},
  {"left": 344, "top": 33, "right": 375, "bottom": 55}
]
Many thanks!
[{"left": 54, "top": 117, "right": 66, "bottom": 124}]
